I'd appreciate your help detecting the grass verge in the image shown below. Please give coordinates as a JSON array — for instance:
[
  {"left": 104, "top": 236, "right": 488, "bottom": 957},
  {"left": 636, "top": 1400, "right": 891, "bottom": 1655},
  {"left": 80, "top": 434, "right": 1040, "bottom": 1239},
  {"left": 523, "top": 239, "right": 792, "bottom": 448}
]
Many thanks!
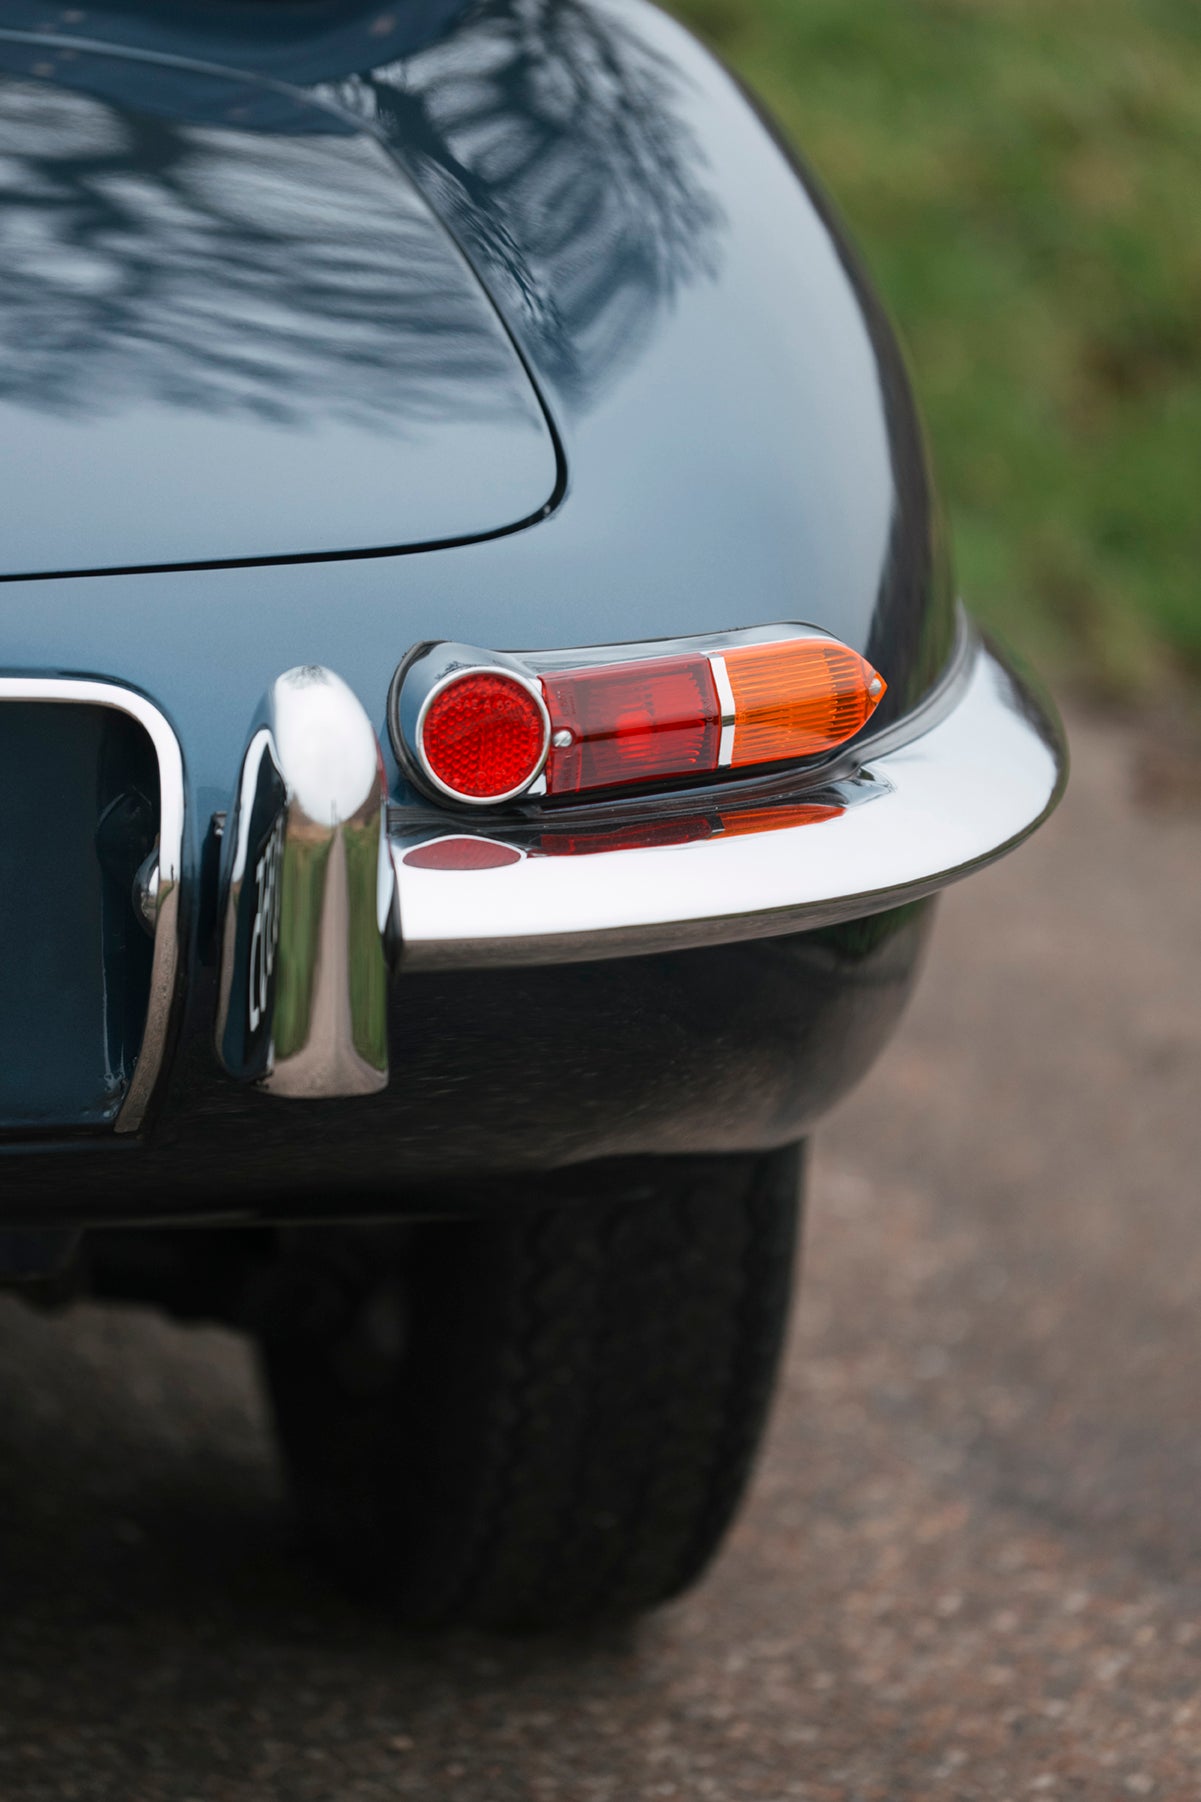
[{"left": 668, "top": 0, "right": 1201, "bottom": 695}]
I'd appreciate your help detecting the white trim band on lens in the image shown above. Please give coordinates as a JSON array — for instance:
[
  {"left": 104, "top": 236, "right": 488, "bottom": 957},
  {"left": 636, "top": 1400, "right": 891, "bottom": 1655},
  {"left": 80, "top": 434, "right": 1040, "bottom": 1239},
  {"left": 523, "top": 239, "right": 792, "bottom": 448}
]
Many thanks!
[{"left": 709, "top": 652, "right": 737, "bottom": 767}]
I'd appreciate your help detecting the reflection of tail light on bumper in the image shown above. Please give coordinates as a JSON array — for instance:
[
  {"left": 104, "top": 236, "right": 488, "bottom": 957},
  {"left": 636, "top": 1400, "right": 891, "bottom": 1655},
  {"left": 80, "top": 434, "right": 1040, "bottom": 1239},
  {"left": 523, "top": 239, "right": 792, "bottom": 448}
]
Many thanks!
[
  {"left": 536, "top": 815, "right": 715, "bottom": 858},
  {"left": 401, "top": 802, "right": 849, "bottom": 866},
  {"left": 402, "top": 836, "right": 524, "bottom": 872},
  {"left": 716, "top": 801, "right": 846, "bottom": 837}
]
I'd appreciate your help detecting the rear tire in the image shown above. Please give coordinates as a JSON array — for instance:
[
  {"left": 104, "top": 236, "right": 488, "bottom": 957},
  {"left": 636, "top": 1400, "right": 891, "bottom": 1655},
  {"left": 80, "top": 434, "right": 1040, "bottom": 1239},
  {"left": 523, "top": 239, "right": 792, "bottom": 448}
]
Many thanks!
[{"left": 260, "top": 1146, "right": 802, "bottom": 1629}]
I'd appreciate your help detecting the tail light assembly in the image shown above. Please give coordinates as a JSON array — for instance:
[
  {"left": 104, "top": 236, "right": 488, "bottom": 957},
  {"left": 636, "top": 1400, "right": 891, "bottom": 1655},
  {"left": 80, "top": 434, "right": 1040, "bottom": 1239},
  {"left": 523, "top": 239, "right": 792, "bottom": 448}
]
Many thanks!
[{"left": 390, "top": 628, "right": 885, "bottom": 808}]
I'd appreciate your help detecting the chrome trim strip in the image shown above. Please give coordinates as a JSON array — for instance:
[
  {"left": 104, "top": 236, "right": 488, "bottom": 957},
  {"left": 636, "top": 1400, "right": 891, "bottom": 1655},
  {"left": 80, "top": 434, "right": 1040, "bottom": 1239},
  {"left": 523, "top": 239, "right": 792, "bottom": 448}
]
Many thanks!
[
  {"left": 0, "top": 676, "right": 185, "bottom": 1133},
  {"left": 520, "top": 620, "right": 840, "bottom": 672},
  {"left": 390, "top": 631, "right": 1067, "bottom": 970},
  {"left": 710, "top": 653, "right": 736, "bottom": 767},
  {"left": 215, "top": 666, "right": 392, "bottom": 1098}
]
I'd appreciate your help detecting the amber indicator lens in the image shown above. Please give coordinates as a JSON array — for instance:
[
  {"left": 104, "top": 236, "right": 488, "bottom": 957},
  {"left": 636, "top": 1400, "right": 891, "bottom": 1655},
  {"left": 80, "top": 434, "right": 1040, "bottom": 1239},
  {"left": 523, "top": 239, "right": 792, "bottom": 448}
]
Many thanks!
[
  {"left": 542, "top": 654, "right": 721, "bottom": 795},
  {"left": 721, "top": 639, "right": 885, "bottom": 766},
  {"left": 420, "top": 671, "right": 547, "bottom": 801}
]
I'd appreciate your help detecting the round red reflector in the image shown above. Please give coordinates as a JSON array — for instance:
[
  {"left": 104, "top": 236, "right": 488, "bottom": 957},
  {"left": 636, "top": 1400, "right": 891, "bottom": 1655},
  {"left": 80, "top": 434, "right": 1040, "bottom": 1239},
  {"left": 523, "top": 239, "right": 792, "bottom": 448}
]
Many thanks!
[{"left": 419, "top": 671, "right": 548, "bottom": 802}]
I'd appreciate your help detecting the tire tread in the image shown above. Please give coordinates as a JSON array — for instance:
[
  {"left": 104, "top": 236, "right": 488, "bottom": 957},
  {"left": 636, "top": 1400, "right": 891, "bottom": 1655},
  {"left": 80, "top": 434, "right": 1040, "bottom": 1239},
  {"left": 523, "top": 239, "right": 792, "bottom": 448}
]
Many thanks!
[{"left": 262, "top": 1146, "right": 801, "bottom": 1629}]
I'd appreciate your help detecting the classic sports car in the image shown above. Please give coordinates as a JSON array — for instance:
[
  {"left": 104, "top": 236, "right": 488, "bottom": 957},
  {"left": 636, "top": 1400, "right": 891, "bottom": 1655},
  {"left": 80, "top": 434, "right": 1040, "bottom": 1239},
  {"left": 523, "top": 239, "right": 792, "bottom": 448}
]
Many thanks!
[{"left": 0, "top": 0, "right": 1065, "bottom": 1627}]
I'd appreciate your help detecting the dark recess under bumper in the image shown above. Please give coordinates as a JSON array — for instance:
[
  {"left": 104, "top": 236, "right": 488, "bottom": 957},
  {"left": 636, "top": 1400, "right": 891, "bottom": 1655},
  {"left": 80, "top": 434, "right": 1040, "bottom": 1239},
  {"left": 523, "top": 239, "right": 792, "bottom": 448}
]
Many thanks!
[{"left": 0, "top": 902, "right": 930, "bottom": 1227}]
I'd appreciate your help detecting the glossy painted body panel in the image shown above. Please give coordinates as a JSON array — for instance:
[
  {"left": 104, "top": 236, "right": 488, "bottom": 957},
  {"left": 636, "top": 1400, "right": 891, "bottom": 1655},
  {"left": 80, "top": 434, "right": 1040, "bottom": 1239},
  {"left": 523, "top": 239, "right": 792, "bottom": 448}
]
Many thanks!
[
  {"left": 0, "top": 0, "right": 473, "bottom": 81},
  {"left": 0, "top": 0, "right": 952, "bottom": 713},
  {"left": 0, "top": 0, "right": 964, "bottom": 1207},
  {"left": 0, "top": 60, "right": 557, "bottom": 574}
]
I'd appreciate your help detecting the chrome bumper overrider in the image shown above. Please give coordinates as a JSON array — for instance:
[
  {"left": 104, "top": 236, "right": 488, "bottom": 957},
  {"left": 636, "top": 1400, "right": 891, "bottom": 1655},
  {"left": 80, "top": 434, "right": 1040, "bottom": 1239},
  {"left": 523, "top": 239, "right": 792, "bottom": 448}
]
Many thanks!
[
  {"left": 216, "top": 667, "right": 391, "bottom": 1099},
  {"left": 388, "top": 630, "right": 1067, "bottom": 969}
]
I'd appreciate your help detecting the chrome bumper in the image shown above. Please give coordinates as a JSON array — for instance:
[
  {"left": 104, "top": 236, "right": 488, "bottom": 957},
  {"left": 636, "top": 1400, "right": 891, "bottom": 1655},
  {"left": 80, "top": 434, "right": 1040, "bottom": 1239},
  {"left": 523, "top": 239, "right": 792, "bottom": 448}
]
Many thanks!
[
  {"left": 389, "top": 629, "right": 1067, "bottom": 969},
  {"left": 213, "top": 627, "right": 1064, "bottom": 1097}
]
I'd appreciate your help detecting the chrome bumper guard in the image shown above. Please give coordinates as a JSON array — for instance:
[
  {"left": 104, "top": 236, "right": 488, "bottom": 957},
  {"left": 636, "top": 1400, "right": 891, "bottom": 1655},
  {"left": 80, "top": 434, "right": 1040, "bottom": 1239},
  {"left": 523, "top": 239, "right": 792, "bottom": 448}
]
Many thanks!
[
  {"left": 214, "top": 631, "right": 1064, "bottom": 1097},
  {"left": 216, "top": 667, "right": 391, "bottom": 1099},
  {"left": 389, "top": 630, "right": 1067, "bottom": 969}
]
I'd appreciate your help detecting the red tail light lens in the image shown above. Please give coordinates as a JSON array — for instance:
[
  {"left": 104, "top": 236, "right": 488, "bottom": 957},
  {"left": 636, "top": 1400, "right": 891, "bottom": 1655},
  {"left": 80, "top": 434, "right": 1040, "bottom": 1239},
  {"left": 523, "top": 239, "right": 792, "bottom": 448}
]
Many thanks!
[
  {"left": 542, "top": 655, "right": 721, "bottom": 795},
  {"left": 419, "top": 671, "right": 548, "bottom": 802}
]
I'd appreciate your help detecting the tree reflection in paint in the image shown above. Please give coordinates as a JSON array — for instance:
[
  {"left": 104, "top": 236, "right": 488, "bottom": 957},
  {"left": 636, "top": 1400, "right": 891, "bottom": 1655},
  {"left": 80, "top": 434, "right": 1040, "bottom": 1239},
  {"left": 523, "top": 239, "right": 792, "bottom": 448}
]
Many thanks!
[
  {"left": 0, "top": 0, "right": 722, "bottom": 429},
  {"left": 338, "top": 0, "right": 725, "bottom": 404},
  {"left": 0, "top": 71, "right": 527, "bottom": 434}
]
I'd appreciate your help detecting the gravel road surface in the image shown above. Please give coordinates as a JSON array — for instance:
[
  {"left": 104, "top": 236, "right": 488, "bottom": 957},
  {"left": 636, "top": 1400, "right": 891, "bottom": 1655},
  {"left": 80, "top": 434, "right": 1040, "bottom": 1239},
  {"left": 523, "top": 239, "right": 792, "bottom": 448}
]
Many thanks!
[{"left": 1, "top": 703, "right": 1199, "bottom": 1801}]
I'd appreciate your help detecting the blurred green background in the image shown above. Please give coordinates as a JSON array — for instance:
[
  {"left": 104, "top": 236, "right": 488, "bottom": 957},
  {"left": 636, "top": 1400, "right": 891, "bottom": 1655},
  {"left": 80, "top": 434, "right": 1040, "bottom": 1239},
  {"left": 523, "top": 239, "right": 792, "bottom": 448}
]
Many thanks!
[{"left": 668, "top": 0, "right": 1201, "bottom": 696}]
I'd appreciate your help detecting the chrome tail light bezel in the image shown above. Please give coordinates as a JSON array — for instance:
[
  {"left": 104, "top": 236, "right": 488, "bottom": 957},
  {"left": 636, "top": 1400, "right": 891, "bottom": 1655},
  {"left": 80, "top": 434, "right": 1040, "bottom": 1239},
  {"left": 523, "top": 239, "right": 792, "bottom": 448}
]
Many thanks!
[{"left": 389, "top": 623, "right": 886, "bottom": 810}]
